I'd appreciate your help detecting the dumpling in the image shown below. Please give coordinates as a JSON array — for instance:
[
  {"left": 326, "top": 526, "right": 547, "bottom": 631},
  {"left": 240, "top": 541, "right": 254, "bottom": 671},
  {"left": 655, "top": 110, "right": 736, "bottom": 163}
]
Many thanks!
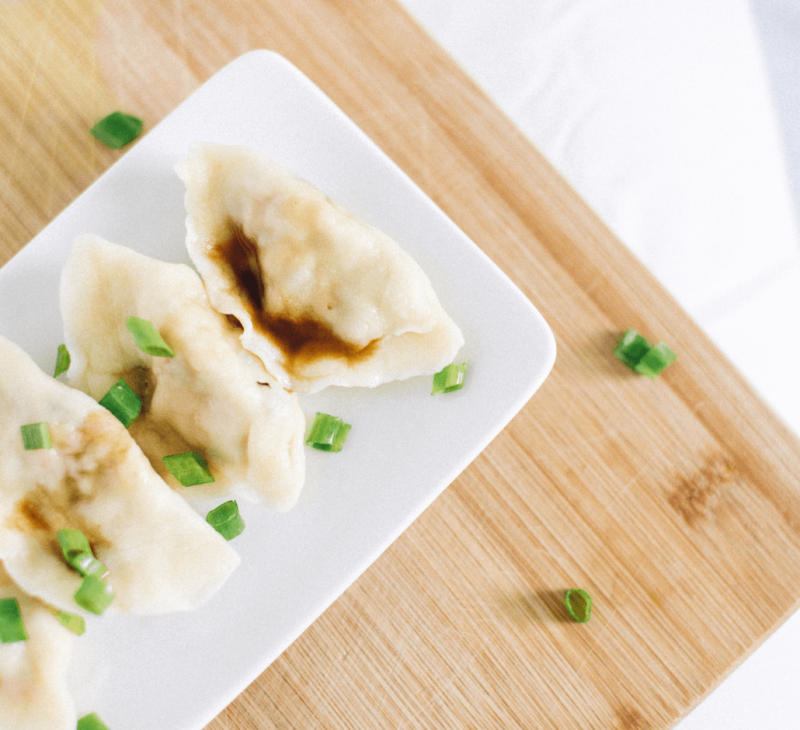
[
  {"left": 60, "top": 235, "right": 306, "bottom": 510},
  {"left": 0, "top": 566, "right": 76, "bottom": 730},
  {"left": 175, "top": 142, "right": 464, "bottom": 393},
  {"left": 0, "top": 334, "right": 240, "bottom": 615}
]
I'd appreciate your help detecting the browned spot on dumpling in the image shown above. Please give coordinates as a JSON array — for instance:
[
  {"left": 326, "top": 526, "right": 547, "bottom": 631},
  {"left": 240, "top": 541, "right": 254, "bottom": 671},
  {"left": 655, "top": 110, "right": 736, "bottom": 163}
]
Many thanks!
[
  {"left": 11, "top": 498, "right": 50, "bottom": 532},
  {"left": 7, "top": 411, "right": 124, "bottom": 554},
  {"left": 211, "top": 223, "right": 380, "bottom": 377}
]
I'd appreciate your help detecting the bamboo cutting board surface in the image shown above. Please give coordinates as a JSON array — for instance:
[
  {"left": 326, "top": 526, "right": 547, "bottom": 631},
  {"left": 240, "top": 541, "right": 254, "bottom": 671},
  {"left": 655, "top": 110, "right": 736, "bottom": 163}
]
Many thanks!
[{"left": 4, "top": 1, "right": 800, "bottom": 728}]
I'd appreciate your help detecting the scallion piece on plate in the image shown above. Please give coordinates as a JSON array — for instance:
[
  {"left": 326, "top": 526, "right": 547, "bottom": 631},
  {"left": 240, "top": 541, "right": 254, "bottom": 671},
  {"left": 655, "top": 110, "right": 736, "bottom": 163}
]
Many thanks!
[
  {"left": 54, "top": 344, "right": 71, "bottom": 377},
  {"left": 0, "top": 597, "right": 27, "bottom": 643},
  {"left": 98, "top": 378, "right": 142, "bottom": 428},
  {"left": 305, "top": 412, "right": 351, "bottom": 452},
  {"left": 126, "top": 317, "right": 175, "bottom": 357},
  {"left": 55, "top": 610, "right": 86, "bottom": 636},
  {"left": 57, "top": 528, "right": 91, "bottom": 561},
  {"left": 431, "top": 360, "right": 468, "bottom": 395},
  {"left": 162, "top": 451, "right": 215, "bottom": 486},
  {"left": 564, "top": 588, "right": 592, "bottom": 623},
  {"left": 74, "top": 575, "right": 115, "bottom": 615},
  {"left": 206, "top": 500, "right": 246, "bottom": 541},
  {"left": 90, "top": 111, "right": 143, "bottom": 149},
  {"left": 634, "top": 342, "right": 677, "bottom": 379},
  {"left": 20, "top": 422, "right": 52, "bottom": 450},
  {"left": 70, "top": 551, "right": 108, "bottom": 579},
  {"left": 77, "top": 712, "right": 110, "bottom": 730}
]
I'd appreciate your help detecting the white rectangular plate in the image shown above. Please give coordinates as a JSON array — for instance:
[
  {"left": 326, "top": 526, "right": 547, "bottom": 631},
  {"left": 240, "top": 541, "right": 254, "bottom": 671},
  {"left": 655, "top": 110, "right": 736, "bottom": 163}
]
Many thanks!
[{"left": 0, "top": 51, "right": 555, "bottom": 729}]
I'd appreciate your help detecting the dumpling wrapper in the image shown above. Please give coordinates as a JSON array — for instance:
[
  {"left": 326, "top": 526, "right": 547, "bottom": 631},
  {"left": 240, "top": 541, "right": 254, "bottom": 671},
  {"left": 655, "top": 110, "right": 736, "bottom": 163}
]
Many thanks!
[
  {"left": 0, "top": 335, "right": 240, "bottom": 615},
  {"left": 175, "top": 142, "right": 464, "bottom": 393},
  {"left": 60, "top": 235, "right": 306, "bottom": 510},
  {"left": 0, "top": 566, "right": 76, "bottom": 730}
]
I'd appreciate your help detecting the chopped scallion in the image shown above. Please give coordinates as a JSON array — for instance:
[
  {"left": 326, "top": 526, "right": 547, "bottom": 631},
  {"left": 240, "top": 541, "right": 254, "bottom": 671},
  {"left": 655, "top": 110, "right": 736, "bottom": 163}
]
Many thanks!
[
  {"left": 55, "top": 610, "right": 86, "bottom": 636},
  {"left": 206, "top": 500, "right": 246, "bottom": 541},
  {"left": 634, "top": 342, "right": 677, "bottom": 380},
  {"left": 54, "top": 344, "right": 71, "bottom": 377},
  {"left": 90, "top": 111, "right": 143, "bottom": 149},
  {"left": 614, "top": 329, "right": 676, "bottom": 378},
  {"left": 74, "top": 575, "right": 115, "bottom": 615},
  {"left": 564, "top": 588, "right": 592, "bottom": 623},
  {"left": 305, "top": 412, "right": 351, "bottom": 452},
  {"left": 98, "top": 378, "right": 141, "bottom": 428},
  {"left": 70, "top": 551, "right": 109, "bottom": 579},
  {"left": 57, "top": 528, "right": 92, "bottom": 561},
  {"left": 20, "top": 422, "right": 52, "bottom": 450},
  {"left": 77, "top": 712, "right": 110, "bottom": 730},
  {"left": 162, "top": 451, "right": 215, "bottom": 486},
  {"left": 431, "top": 360, "right": 468, "bottom": 395},
  {"left": 126, "top": 317, "right": 175, "bottom": 357},
  {"left": 0, "top": 597, "right": 27, "bottom": 643}
]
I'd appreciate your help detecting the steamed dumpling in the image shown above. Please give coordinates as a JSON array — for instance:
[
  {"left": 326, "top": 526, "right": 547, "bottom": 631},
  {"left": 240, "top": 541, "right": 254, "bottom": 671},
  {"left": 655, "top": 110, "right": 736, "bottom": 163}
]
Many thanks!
[
  {"left": 175, "top": 142, "right": 464, "bottom": 393},
  {"left": 60, "top": 235, "right": 306, "bottom": 510},
  {"left": 0, "top": 335, "right": 240, "bottom": 616},
  {"left": 0, "top": 566, "right": 76, "bottom": 730}
]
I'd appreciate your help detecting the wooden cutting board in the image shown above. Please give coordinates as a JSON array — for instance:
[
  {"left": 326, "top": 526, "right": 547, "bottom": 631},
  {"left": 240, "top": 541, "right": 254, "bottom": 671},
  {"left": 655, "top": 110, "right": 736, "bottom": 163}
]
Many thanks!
[{"left": 3, "top": 1, "right": 800, "bottom": 728}]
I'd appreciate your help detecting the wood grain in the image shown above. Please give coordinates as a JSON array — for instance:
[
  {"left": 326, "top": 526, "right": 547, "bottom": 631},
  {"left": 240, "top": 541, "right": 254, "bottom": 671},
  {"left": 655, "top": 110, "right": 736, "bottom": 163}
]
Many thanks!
[{"left": 3, "top": 1, "right": 800, "bottom": 728}]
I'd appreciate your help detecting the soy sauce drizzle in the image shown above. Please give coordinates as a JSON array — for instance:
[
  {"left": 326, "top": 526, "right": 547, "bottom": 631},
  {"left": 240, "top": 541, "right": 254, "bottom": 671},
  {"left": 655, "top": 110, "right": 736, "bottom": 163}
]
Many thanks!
[{"left": 212, "top": 224, "right": 379, "bottom": 375}]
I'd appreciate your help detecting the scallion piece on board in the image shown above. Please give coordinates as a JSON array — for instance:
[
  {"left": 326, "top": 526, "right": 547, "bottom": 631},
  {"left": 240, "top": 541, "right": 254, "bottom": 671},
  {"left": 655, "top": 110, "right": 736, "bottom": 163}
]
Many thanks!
[
  {"left": 74, "top": 575, "right": 115, "bottom": 615},
  {"left": 634, "top": 342, "right": 677, "bottom": 379},
  {"left": 0, "top": 598, "right": 27, "bottom": 643},
  {"left": 614, "top": 329, "right": 676, "bottom": 378},
  {"left": 20, "top": 422, "right": 52, "bottom": 450},
  {"left": 56, "top": 610, "right": 86, "bottom": 636},
  {"left": 98, "top": 378, "right": 141, "bottom": 428},
  {"left": 162, "top": 451, "right": 215, "bottom": 486},
  {"left": 54, "top": 344, "right": 71, "bottom": 377},
  {"left": 431, "top": 360, "right": 469, "bottom": 395},
  {"left": 90, "top": 111, "right": 143, "bottom": 149},
  {"left": 613, "top": 329, "right": 652, "bottom": 368},
  {"left": 206, "top": 500, "right": 246, "bottom": 541},
  {"left": 77, "top": 712, "right": 110, "bottom": 730},
  {"left": 305, "top": 412, "right": 351, "bottom": 452},
  {"left": 126, "top": 317, "right": 175, "bottom": 357},
  {"left": 564, "top": 588, "right": 592, "bottom": 623}
]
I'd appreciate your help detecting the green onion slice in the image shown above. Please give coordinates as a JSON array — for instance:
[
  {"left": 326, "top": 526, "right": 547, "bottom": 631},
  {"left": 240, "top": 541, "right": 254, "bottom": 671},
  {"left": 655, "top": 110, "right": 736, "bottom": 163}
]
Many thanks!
[
  {"left": 614, "top": 329, "right": 652, "bottom": 368},
  {"left": 70, "top": 551, "right": 108, "bottom": 579},
  {"left": 431, "top": 360, "right": 469, "bottom": 395},
  {"left": 54, "top": 344, "right": 71, "bottom": 377},
  {"left": 77, "top": 712, "right": 110, "bottom": 730},
  {"left": 206, "top": 500, "right": 246, "bottom": 541},
  {"left": 564, "top": 588, "right": 592, "bottom": 623},
  {"left": 55, "top": 610, "right": 86, "bottom": 636},
  {"left": 90, "top": 111, "right": 143, "bottom": 149},
  {"left": 20, "top": 422, "right": 52, "bottom": 450},
  {"left": 57, "top": 529, "right": 109, "bottom": 577},
  {"left": 305, "top": 412, "right": 351, "bottom": 452},
  {"left": 634, "top": 342, "right": 677, "bottom": 379},
  {"left": 0, "top": 597, "right": 27, "bottom": 643},
  {"left": 126, "top": 317, "right": 175, "bottom": 357},
  {"left": 98, "top": 378, "right": 142, "bottom": 428},
  {"left": 614, "top": 329, "right": 676, "bottom": 378},
  {"left": 57, "top": 528, "right": 92, "bottom": 559},
  {"left": 74, "top": 575, "right": 115, "bottom": 615},
  {"left": 162, "top": 452, "right": 215, "bottom": 486}
]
